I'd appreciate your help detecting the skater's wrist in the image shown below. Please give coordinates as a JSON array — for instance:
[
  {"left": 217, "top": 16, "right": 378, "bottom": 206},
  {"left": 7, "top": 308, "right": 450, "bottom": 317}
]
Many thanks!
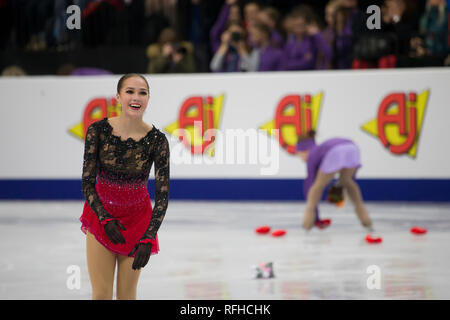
[{"left": 138, "top": 238, "right": 153, "bottom": 244}]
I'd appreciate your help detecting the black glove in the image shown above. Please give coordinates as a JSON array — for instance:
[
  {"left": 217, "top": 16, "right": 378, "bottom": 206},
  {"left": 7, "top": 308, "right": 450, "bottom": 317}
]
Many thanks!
[
  {"left": 103, "top": 219, "right": 126, "bottom": 245},
  {"left": 128, "top": 242, "right": 152, "bottom": 270}
]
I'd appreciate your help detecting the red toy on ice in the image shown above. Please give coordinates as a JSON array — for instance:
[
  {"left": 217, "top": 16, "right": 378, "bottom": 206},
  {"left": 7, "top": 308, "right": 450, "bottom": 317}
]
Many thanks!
[
  {"left": 271, "top": 229, "right": 286, "bottom": 237},
  {"left": 315, "top": 218, "right": 332, "bottom": 229},
  {"left": 255, "top": 225, "right": 271, "bottom": 234},
  {"left": 410, "top": 226, "right": 427, "bottom": 235},
  {"left": 365, "top": 234, "right": 382, "bottom": 244}
]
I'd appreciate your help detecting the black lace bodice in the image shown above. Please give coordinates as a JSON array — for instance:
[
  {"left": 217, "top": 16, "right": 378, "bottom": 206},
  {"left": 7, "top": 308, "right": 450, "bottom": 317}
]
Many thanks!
[{"left": 81, "top": 117, "right": 169, "bottom": 240}]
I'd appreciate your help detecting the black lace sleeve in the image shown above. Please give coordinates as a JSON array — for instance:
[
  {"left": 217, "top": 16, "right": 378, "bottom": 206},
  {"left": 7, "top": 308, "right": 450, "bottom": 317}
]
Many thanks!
[
  {"left": 140, "top": 133, "right": 170, "bottom": 241},
  {"left": 81, "top": 122, "right": 114, "bottom": 223}
]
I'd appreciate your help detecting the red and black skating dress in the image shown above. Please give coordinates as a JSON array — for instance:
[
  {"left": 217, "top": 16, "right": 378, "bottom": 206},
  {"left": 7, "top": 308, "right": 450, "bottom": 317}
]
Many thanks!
[{"left": 80, "top": 117, "right": 169, "bottom": 257}]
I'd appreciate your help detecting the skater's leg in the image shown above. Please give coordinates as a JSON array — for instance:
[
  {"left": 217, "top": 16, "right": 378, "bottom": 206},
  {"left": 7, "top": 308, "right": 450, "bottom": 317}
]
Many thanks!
[
  {"left": 116, "top": 254, "right": 142, "bottom": 300},
  {"left": 86, "top": 231, "right": 117, "bottom": 300},
  {"left": 339, "top": 167, "right": 373, "bottom": 228},
  {"left": 303, "top": 170, "right": 335, "bottom": 229}
]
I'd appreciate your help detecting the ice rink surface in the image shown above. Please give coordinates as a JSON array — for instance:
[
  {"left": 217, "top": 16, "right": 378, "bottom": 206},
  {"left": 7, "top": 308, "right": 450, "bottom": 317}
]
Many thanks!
[{"left": 0, "top": 200, "right": 449, "bottom": 300}]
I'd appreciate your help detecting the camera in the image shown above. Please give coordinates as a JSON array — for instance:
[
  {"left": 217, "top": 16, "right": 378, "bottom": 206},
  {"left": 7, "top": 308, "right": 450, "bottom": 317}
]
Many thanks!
[
  {"left": 231, "top": 32, "right": 241, "bottom": 42},
  {"left": 172, "top": 43, "right": 187, "bottom": 55}
]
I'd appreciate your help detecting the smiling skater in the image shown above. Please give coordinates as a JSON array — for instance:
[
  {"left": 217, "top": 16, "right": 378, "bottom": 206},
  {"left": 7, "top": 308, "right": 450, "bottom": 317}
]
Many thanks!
[{"left": 80, "top": 73, "right": 170, "bottom": 299}]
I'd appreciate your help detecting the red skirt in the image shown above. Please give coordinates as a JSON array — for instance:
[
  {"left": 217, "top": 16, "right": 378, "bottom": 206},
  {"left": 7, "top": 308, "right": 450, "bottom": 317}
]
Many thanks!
[{"left": 80, "top": 178, "right": 159, "bottom": 257}]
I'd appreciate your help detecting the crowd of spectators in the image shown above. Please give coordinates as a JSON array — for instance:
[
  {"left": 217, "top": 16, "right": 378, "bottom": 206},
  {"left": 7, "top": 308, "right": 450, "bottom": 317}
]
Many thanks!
[{"left": 1, "top": 0, "right": 449, "bottom": 76}]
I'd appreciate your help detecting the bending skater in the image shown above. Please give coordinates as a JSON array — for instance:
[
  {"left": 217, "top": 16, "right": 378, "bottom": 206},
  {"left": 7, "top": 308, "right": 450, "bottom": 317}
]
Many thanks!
[
  {"left": 295, "top": 130, "right": 373, "bottom": 231},
  {"left": 80, "top": 73, "right": 170, "bottom": 299}
]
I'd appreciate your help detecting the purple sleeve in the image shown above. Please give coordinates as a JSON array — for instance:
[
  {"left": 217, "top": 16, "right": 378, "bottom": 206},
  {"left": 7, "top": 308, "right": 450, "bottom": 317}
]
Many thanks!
[
  {"left": 335, "top": 23, "right": 353, "bottom": 68},
  {"left": 311, "top": 33, "right": 332, "bottom": 64},
  {"left": 210, "top": 4, "right": 230, "bottom": 53}
]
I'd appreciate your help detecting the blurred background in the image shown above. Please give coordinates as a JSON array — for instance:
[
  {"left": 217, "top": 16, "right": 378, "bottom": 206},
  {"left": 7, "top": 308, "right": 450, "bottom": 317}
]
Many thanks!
[{"left": 1, "top": 0, "right": 448, "bottom": 76}]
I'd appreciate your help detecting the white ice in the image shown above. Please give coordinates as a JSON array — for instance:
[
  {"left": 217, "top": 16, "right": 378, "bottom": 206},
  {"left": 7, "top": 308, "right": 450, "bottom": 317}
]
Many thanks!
[{"left": 0, "top": 200, "right": 449, "bottom": 299}]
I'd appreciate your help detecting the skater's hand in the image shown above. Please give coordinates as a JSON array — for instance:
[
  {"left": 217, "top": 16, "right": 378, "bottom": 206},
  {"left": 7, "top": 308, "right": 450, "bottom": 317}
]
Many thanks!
[
  {"left": 128, "top": 242, "right": 152, "bottom": 270},
  {"left": 104, "top": 219, "right": 126, "bottom": 245}
]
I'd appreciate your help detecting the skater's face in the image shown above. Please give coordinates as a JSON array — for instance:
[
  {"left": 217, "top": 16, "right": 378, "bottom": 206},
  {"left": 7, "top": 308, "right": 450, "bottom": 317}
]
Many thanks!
[{"left": 116, "top": 76, "right": 149, "bottom": 117}]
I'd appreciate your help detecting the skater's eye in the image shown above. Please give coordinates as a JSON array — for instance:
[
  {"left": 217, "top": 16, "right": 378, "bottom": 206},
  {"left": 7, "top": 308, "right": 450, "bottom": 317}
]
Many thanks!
[
  {"left": 139, "top": 91, "right": 148, "bottom": 96},
  {"left": 126, "top": 90, "right": 134, "bottom": 94}
]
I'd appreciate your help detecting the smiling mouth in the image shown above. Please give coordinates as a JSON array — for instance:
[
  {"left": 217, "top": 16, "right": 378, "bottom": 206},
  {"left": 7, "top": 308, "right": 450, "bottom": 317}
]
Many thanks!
[{"left": 130, "top": 104, "right": 141, "bottom": 110}]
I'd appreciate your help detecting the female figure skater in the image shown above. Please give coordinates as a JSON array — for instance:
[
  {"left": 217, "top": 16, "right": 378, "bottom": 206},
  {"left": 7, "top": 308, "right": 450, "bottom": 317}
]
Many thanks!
[
  {"left": 80, "top": 73, "right": 170, "bottom": 299},
  {"left": 295, "top": 130, "right": 373, "bottom": 231}
]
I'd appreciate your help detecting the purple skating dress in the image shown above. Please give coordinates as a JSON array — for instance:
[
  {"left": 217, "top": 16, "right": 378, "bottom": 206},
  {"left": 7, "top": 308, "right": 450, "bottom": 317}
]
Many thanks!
[{"left": 296, "top": 138, "right": 361, "bottom": 221}]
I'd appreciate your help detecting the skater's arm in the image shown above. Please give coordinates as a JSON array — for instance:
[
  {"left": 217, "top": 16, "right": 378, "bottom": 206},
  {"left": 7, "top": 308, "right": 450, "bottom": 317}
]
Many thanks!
[
  {"left": 81, "top": 122, "right": 114, "bottom": 223},
  {"left": 140, "top": 133, "right": 170, "bottom": 241}
]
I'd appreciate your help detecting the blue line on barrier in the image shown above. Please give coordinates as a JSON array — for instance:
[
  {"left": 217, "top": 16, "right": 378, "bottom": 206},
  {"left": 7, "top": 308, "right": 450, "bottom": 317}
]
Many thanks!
[{"left": 0, "top": 179, "right": 449, "bottom": 202}]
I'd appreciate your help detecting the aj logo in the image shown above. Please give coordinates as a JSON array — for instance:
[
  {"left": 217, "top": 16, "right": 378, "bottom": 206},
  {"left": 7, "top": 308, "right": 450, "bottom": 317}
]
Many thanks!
[
  {"left": 69, "top": 97, "right": 120, "bottom": 139},
  {"left": 260, "top": 93, "right": 323, "bottom": 154},
  {"left": 362, "top": 91, "right": 429, "bottom": 157},
  {"left": 165, "top": 95, "right": 225, "bottom": 156}
]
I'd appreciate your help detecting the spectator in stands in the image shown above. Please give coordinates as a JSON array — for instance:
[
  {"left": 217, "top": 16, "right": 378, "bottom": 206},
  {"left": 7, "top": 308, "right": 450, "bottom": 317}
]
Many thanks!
[
  {"left": 210, "top": 0, "right": 243, "bottom": 54},
  {"left": 322, "top": 0, "right": 338, "bottom": 43},
  {"left": 319, "top": 0, "right": 338, "bottom": 69},
  {"left": 145, "top": 0, "right": 177, "bottom": 28},
  {"left": 210, "top": 23, "right": 251, "bottom": 72},
  {"left": 81, "top": 0, "right": 125, "bottom": 47},
  {"left": 352, "top": 0, "right": 414, "bottom": 68},
  {"left": 319, "top": 0, "right": 357, "bottom": 69},
  {"left": 257, "top": 6, "right": 284, "bottom": 48},
  {"left": 243, "top": 1, "right": 261, "bottom": 30},
  {"left": 279, "top": 5, "right": 332, "bottom": 71},
  {"left": 401, "top": 0, "right": 448, "bottom": 67},
  {"left": 147, "top": 27, "right": 196, "bottom": 73},
  {"left": 3, "top": 0, "right": 450, "bottom": 74},
  {"left": 175, "top": 0, "right": 223, "bottom": 72},
  {"left": 56, "top": 63, "right": 113, "bottom": 76},
  {"left": 281, "top": 11, "right": 295, "bottom": 40},
  {"left": 418, "top": 0, "right": 448, "bottom": 57},
  {"left": 1, "top": 64, "right": 27, "bottom": 76},
  {"left": 22, "top": 0, "right": 54, "bottom": 51},
  {"left": 244, "top": 22, "right": 283, "bottom": 71}
]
